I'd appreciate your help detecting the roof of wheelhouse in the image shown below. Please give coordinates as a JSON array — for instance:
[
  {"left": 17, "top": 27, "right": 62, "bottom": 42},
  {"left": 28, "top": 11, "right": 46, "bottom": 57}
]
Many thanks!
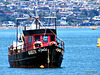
[{"left": 23, "top": 29, "right": 56, "bottom": 36}]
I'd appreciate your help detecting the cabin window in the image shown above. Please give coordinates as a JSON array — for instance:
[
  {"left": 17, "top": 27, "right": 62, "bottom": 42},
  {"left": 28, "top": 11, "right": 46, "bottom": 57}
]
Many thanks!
[
  {"left": 35, "top": 36, "right": 40, "bottom": 41},
  {"left": 28, "top": 36, "right": 33, "bottom": 43},
  {"left": 51, "top": 35, "right": 55, "bottom": 41},
  {"left": 43, "top": 36, "right": 48, "bottom": 43}
]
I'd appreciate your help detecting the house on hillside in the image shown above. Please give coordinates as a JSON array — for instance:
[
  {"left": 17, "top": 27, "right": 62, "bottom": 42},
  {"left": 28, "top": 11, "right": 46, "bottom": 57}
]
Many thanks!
[{"left": 2, "top": 21, "right": 16, "bottom": 27}]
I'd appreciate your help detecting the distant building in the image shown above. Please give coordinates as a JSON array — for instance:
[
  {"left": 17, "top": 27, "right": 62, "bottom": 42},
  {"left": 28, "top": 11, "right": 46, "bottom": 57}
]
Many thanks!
[
  {"left": 2, "top": 21, "right": 16, "bottom": 27},
  {"left": 93, "top": 15, "right": 100, "bottom": 21}
]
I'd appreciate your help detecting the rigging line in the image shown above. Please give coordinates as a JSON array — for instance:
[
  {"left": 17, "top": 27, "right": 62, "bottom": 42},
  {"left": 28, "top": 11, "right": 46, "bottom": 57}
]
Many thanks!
[
  {"left": 49, "top": 28, "right": 62, "bottom": 41},
  {"left": 47, "top": 18, "right": 49, "bottom": 27},
  {"left": 32, "top": 19, "right": 36, "bottom": 24},
  {"left": 44, "top": 29, "right": 47, "bottom": 36},
  {"left": 37, "top": 19, "right": 47, "bottom": 36},
  {"left": 37, "top": 19, "right": 45, "bottom": 29},
  {"left": 47, "top": 11, "right": 52, "bottom": 27},
  {"left": 26, "top": 9, "right": 33, "bottom": 16},
  {"left": 47, "top": 3, "right": 52, "bottom": 27},
  {"left": 29, "top": 19, "right": 36, "bottom": 29},
  {"left": 37, "top": 19, "right": 46, "bottom": 36}
]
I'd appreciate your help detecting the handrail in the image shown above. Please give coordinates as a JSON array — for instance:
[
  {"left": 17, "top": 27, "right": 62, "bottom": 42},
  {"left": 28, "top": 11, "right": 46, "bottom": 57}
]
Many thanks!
[
  {"left": 8, "top": 38, "right": 64, "bottom": 55},
  {"left": 56, "top": 37, "right": 65, "bottom": 49},
  {"left": 8, "top": 43, "right": 34, "bottom": 55}
]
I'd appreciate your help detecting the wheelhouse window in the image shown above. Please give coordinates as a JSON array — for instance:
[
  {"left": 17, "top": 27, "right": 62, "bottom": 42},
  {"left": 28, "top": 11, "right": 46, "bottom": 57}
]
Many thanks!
[
  {"left": 28, "top": 36, "right": 33, "bottom": 43},
  {"left": 35, "top": 36, "right": 40, "bottom": 41},
  {"left": 50, "top": 35, "right": 55, "bottom": 41},
  {"left": 43, "top": 36, "right": 48, "bottom": 43}
]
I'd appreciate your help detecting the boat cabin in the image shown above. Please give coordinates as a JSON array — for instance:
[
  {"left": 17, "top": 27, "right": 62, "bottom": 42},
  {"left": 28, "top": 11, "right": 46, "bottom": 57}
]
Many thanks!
[
  {"left": 23, "top": 29, "right": 57, "bottom": 51},
  {"left": 8, "top": 17, "right": 64, "bottom": 55}
]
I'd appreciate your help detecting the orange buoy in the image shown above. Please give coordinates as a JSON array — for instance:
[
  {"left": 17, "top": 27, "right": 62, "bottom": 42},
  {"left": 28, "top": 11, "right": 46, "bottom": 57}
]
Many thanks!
[
  {"left": 40, "top": 65, "right": 44, "bottom": 68},
  {"left": 92, "top": 27, "right": 96, "bottom": 30}
]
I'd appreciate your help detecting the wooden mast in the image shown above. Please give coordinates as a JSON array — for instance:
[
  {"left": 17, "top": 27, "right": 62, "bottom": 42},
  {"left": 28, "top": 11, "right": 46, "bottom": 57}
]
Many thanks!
[
  {"left": 15, "top": 19, "right": 18, "bottom": 54},
  {"left": 36, "top": 18, "right": 38, "bottom": 29}
]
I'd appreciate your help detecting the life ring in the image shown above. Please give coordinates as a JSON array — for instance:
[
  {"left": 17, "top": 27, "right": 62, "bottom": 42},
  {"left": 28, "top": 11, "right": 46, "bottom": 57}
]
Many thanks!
[
  {"left": 49, "top": 41, "right": 54, "bottom": 45},
  {"left": 49, "top": 41, "right": 57, "bottom": 46},
  {"left": 33, "top": 41, "right": 43, "bottom": 49}
]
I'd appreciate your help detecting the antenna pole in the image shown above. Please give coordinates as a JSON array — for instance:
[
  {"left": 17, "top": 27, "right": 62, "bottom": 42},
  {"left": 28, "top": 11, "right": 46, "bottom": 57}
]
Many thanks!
[
  {"left": 16, "top": 19, "right": 18, "bottom": 53},
  {"left": 55, "top": 18, "right": 56, "bottom": 29},
  {"left": 53, "top": 0, "right": 56, "bottom": 17},
  {"left": 36, "top": 18, "right": 38, "bottom": 29},
  {"left": 17, "top": 20, "right": 18, "bottom": 42},
  {"left": 39, "top": 22, "right": 40, "bottom": 29},
  {"left": 36, "top": 0, "right": 38, "bottom": 18},
  {"left": 53, "top": 0, "right": 56, "bottom": 29}
]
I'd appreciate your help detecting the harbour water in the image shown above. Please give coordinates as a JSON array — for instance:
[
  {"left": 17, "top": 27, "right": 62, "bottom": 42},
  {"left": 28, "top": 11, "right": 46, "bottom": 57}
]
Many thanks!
[{"left": 0, "top": 28, "right": 100, "bottom": 75}]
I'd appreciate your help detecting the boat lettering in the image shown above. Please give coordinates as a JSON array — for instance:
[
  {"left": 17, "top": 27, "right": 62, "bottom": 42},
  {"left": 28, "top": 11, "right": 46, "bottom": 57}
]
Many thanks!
[
  {"left": 28, "top": 50, "right": 37, "bottom": 55},
  {"left": 38, "top": 48, "right": 47, "bottom": 52},
  {"left": 56, "top": 48, "right": 61, "bottom": 52}
]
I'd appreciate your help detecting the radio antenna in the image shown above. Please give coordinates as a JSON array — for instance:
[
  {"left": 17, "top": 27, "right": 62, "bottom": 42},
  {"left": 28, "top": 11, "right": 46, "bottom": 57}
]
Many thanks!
[{"left": 35, "top": 0, "right": 39, "bottom": 18}]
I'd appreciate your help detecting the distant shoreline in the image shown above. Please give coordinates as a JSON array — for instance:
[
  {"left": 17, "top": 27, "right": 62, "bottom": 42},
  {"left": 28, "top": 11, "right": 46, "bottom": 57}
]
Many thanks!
[
  {"left": 0, "top": 26, "right": 100, "bottom": 29},
  {"left": 56, "top": 26, "right": 100, "bottom": 29}
]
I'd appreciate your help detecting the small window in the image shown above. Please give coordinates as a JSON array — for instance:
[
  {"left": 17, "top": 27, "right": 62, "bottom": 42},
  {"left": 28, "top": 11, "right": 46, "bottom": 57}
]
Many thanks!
[
  {"left": 43, "top": 36, "right": 48, "bottom": 43},
  {"left": 35, "top": 36, "right": 40, "bottom": 41},
  {"left": 51, "top": 35, "right": 55, "bottom": 41},
  {"left": 28, "top": 36, "right": 33, "bottom": 43}
]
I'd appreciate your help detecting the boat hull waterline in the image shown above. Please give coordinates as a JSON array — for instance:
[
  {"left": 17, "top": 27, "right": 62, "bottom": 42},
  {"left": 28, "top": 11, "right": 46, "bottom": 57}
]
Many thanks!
[{"left": 8, "top": 45, "right": 63, "bottom": 68}]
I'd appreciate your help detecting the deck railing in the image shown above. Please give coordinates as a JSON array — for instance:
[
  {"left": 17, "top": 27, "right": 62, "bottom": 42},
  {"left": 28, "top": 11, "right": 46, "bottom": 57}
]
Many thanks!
[
  {"left": 56, "top": 37, "right": 65, "bottom": 49},
  {"left": 8, "top": 38, "right": 64, "bottom": 55}
]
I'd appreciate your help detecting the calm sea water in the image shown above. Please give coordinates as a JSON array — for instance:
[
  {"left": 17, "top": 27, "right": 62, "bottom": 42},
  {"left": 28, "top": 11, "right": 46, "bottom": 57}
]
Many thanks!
[{"left": 0, "top": 28, "right": 100, "bottom": 75}]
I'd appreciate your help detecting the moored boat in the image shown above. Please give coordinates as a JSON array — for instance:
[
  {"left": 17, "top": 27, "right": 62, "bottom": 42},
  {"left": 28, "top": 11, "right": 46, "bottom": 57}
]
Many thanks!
[
  {"left": 92, "top": 27, "right": 96, "bottom": 30},
  {"left": 8, "top": 17, "right": 65, "bottom": 68}
]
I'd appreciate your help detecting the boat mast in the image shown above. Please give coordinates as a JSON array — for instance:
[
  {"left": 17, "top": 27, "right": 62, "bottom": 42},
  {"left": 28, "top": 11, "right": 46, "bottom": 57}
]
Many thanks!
[
  {"left": 15, "top": 19, "right": 19, "bottom": 53},
  {"left": 35, "top": 0, "right": 38, "bottom": 29},
  {"left": 53, "top": 0, "right": 56, "bottom": 17},
  {"left": 36, "top": 0, "right": 38, "bottom": 18},
  {"left": 16, "top": 0, "right": 20, "bottom": 43},
  {"left": 55, "top": 18, "right": 56, "bottom": 29},
  {"left": 16, "top": 0, "right": 20, "bottom": 52},
  {"left": 53, "top": 0, "right": 56, "bottom": 29}
]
